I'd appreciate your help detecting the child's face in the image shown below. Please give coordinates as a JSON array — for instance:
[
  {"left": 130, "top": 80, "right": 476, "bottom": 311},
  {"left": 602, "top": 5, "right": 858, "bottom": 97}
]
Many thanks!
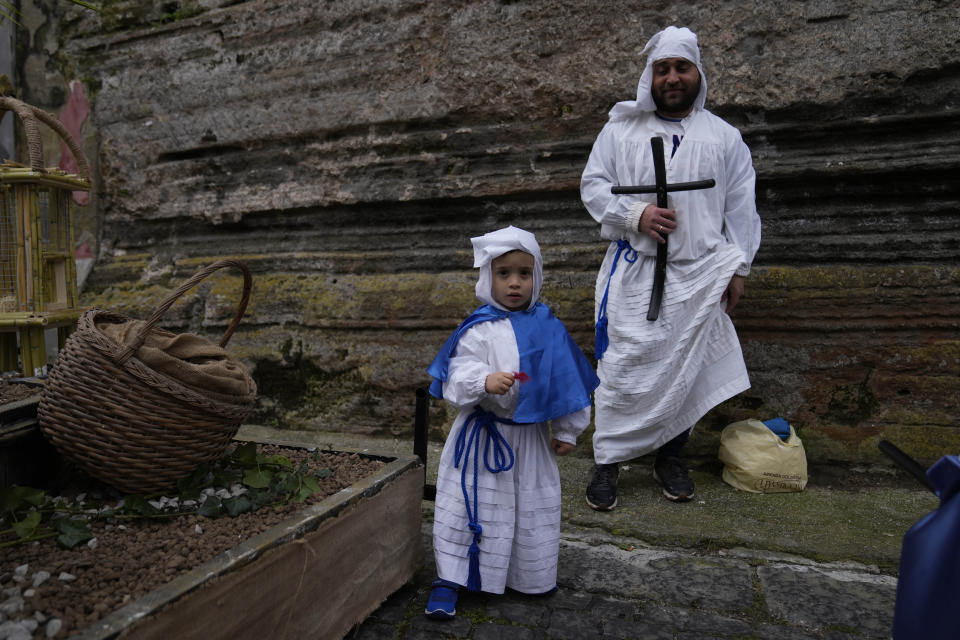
[{"left": 491, "top": 250, "right": 535, "bottom": 311}]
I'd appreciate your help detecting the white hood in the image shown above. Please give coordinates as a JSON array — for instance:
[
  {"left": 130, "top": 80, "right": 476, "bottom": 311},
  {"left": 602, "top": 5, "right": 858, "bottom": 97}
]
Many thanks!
[
  {"left": 608, "top": 26, "right": 708, "bottom": 121},
  {"left": 471, "top": 225, "right": 543, "bottom": 311}
]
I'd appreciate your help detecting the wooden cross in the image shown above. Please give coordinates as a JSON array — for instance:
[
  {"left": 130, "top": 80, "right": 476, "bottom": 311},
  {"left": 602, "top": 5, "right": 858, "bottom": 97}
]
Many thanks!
[{"left": 611, "top": 136, "right": 716, "bottom": 320}]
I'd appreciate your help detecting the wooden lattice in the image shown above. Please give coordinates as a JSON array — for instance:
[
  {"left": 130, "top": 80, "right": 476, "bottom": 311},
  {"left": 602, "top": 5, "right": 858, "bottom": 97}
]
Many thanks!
[{"left": 0, "top": 96, "right": 90, "bottom": 376}]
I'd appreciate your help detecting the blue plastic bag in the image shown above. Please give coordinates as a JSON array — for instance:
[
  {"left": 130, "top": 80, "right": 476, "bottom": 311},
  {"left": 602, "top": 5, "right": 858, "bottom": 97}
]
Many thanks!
[
  {"left": 893, "top": 455, "right": 960, "bottom": 639},
  {"left": 762, "top": 417, "right": 791, "bottom": 441}
]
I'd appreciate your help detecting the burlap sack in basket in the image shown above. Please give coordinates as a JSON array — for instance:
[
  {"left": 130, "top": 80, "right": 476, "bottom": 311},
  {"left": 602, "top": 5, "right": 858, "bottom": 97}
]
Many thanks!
[
  {"left": 37, "top": 260, "right": 257, "bottom": 495},
  {"left": 98, "top": 319, "right": 252, "bottom": 399}
]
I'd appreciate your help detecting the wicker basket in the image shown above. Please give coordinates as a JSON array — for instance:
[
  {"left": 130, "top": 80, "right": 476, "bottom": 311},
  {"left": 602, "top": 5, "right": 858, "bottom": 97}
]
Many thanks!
[{"left": 37, "top": 260, "right": 256, "bottom": 494}]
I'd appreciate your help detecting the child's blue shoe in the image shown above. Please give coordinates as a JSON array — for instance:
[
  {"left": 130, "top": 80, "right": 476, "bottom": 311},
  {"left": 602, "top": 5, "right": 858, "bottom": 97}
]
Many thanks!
[{"left": 425, "top": 578, "right": 460, "bottom": 619}]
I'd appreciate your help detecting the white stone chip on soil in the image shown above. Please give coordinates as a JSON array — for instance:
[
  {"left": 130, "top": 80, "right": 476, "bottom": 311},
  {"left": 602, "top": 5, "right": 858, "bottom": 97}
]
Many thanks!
[
  {"left": 0, "top": 595, "right": 24, "bottom": 615},
  {"left": 57, "top": 573, "right": 75, "bottom": 583},
  {"left": 87, "top": 537, "right": 98, "bottom": 549},
  {"left": 0, "top": 619, "right": 32, "bottom": 640},
  {"left": 194, "top": 524, "right": 203, "bottom": 534},
  {"left": 31, "top": 571, "right": 50, "bottom": 588},
  {"left": 45, "top": 618, "right": 62, "bottom": 637},
  {"left": 11, "top": 566, "right": 27, "bottom": 583}
]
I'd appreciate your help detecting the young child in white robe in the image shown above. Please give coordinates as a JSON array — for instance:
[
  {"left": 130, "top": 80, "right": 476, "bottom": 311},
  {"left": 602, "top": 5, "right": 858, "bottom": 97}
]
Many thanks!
[{"left": 424, "top": 226, "right": 599, "bottom": 619}]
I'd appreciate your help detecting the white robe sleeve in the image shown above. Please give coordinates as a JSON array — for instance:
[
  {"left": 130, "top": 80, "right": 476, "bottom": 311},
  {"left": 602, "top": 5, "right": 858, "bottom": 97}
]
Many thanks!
[
  {"left": 721, "top": 132, "right": 761, "bottom": 276},
  {"left": 581, "top": 123, "right": 652, "bottom": 233},
  {"left": 440, "top": 320, "right": 521, "bottom": 414},
  {"left": 550, "top": 405, "right": 592, "bottom": 446},
  {"left": 440, "top": 329, "right": 494, "bottom": 410}
]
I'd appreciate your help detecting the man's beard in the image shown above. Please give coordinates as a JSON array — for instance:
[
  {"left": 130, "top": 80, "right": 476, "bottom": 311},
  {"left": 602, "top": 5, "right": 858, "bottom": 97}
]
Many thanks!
[{"left": 653, "top": 79, "right": 701, "bottom": 114}]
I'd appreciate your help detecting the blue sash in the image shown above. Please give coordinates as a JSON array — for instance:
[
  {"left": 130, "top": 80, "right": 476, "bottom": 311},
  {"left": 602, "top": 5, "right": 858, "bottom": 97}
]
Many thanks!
[
  {"left": 453, "top": 408, "right": 519, "bottom": 591},
  {"left": 595, "top": 239, "right": 638, "bottom": 360}
]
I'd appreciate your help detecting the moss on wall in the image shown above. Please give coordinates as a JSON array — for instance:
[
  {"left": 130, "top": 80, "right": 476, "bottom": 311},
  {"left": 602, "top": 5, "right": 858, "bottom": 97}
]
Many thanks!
[{"left": 74, "top": 258, "right": 960, "bottom": 460}]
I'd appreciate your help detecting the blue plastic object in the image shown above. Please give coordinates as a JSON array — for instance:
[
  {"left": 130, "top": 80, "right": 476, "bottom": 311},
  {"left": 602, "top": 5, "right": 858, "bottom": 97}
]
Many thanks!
[
  {"left": 893, "top": 455, "right": 960, "bottom": 639},
  {"left": 762, "top": 417, "right": 791, "bottom": 441}
]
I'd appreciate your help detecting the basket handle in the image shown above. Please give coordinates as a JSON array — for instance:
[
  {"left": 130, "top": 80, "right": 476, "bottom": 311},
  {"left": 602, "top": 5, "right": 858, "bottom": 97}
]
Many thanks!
[
  {"left": 115, "top": 259, "right": 253, "bottom": 365},
  {"left": 0, "top": 95, "right": 92, "bottom": 182}
]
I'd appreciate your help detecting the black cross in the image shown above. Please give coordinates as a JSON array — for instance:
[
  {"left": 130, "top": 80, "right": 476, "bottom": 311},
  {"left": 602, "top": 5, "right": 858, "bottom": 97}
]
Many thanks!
[{"left": 611, "top": 136, "right": 715, "bottom": 320}]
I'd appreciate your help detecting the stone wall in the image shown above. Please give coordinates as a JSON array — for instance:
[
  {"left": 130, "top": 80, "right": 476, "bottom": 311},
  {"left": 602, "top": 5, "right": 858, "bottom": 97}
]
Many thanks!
[{"left": 15, "top": 0, "right": 960, "bottom": 464}]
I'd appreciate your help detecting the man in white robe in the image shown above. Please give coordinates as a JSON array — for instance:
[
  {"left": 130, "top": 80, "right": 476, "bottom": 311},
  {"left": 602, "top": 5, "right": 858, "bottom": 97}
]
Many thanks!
[{"left": 580, "top": 26, "right": 761, "bottom": 507}]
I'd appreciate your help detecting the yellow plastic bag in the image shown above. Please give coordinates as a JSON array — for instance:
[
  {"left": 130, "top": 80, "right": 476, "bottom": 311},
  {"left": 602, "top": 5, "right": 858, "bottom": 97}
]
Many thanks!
[{"left": 718, "top": 419, "right": 808, "bottom": 493}]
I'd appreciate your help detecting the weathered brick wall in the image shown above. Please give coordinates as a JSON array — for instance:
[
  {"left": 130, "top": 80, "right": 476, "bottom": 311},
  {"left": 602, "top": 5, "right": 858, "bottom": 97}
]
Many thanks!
[{"left": 15, "top": 0, "right": 960, "bottom": 464}]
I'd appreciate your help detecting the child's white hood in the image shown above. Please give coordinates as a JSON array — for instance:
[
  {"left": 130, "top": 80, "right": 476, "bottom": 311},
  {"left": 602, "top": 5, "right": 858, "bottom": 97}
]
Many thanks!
[{"left": 471, "top": 226, "right": 543, "bottom": 311}]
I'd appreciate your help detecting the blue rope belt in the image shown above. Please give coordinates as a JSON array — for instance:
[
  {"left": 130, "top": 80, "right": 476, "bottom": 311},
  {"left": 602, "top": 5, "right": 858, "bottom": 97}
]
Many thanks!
[
  {"left": 453, "top": 407, "right": 522, "bottom": 592},
  {"left": 595, "top": 238, "right": 638, "bottom": 360}
]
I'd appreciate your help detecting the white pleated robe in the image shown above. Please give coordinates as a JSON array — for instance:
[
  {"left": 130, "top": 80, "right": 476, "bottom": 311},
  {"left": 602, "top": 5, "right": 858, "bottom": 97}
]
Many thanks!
[
  {"left": 581, "top": 108, "right": 761, "bottom": 464},
  {"left": 432, "top": 318, "right": 590, "bottom": 594}
]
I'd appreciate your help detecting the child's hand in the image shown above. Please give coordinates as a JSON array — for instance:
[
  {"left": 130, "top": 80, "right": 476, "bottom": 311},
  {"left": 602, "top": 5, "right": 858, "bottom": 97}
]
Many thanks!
[
  {"left": 485, "top": 371, "right": 516, "bottom": 395},
  {"left": 551, "top": 439, "right": 574, "bottom": 456}
]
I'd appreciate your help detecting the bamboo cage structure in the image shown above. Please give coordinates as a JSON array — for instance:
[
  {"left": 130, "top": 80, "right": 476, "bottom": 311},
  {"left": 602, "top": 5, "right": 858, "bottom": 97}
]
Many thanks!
[{"left": 0, "top": 96, "right": 91, "bottom": 377}]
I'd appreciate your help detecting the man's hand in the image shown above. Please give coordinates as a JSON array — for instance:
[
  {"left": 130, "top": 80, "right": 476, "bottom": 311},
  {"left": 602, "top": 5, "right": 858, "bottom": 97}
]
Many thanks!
[
  {"left": 723, "top": 275, "right": 745, "bottom": 313},
  {"left": 485, "top": 371, "right": 516, "bottom": 395},
  {"left": 551, "top": 439, "right": 574, "bottom": 456},
  {"left": 639, "top": 204, "right": 676, "bottom": 243}
]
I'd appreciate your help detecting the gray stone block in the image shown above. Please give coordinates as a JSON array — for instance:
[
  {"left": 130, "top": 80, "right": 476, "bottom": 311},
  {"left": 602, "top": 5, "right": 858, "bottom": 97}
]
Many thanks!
[{"left": 759, "top": 563, "right": 896, "bottom": 637}]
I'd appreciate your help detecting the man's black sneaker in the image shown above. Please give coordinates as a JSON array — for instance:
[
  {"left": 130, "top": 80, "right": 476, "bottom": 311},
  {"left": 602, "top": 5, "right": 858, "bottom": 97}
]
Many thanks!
[
  {"left": 586, "top": 462, "right": 619, "bottom": 511},
  {"left": 653, "top": 456, "right": 694, "bottom": 502}
]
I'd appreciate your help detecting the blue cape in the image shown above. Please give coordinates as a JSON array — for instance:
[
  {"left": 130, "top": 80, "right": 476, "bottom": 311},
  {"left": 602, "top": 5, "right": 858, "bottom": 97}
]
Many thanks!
[{"left": 427, "top": 303, "right": 599, "bottom": 423}]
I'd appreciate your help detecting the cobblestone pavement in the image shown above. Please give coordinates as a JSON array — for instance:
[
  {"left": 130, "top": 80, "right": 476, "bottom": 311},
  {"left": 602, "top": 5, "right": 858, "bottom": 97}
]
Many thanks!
[
  {"left": 279, "top": 428, "right": 928, "bottom": 640},
  {"left": 347, "top": 522, "right": 897, "bottom": 640}
]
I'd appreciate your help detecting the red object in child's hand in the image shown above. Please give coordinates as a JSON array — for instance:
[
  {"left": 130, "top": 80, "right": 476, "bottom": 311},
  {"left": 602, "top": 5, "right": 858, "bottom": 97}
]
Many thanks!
[{"left": 513, "top": 372, "right": 530, "bottom": 383}]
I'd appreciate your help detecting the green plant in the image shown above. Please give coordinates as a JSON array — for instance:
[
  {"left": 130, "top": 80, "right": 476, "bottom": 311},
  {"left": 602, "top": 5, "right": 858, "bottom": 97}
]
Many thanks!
[
  {"left": 183, "top": 441, "right": 332, "bottom": 518},
  {"left": 0, "top": 485, "right": 97, "bottom": 548},
  {"left": 0, "top": 442, "right": 332, "bottom": 550}
]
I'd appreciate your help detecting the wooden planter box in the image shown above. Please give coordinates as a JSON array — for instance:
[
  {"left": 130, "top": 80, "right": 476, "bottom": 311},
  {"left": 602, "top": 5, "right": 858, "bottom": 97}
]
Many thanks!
[
  {"left": 2, "top": 416, "right": 424, "bottom": 640},
  {"left": 1, "top": 384, "right": 61, "bottom": 490},
  {"left": 81, "top": 427, "right": 423, "bottom": 640}
]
